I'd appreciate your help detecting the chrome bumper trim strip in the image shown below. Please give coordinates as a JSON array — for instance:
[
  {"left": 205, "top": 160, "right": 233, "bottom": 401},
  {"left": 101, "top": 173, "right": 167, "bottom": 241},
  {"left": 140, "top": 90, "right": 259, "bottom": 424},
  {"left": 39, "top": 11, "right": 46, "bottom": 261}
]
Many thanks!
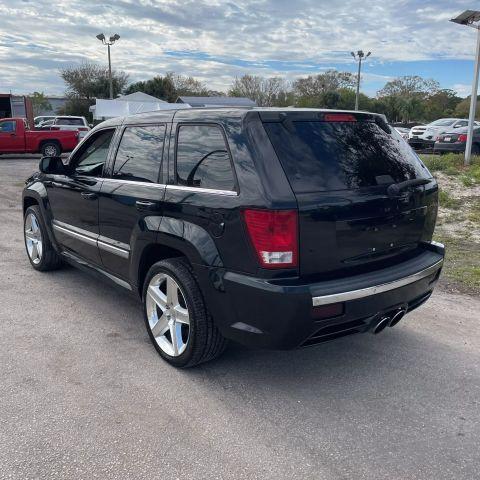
[{"left": 312, "top": 259, "right": 443, "bottom": 307}]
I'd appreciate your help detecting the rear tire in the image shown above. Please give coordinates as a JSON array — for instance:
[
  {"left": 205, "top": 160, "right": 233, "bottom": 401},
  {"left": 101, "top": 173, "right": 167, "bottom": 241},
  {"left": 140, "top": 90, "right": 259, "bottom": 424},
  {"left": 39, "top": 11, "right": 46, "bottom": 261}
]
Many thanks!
[
  {"left": 142, "top": 258, "right": 227, "bottom": 368},
  {"left": 472, "top": 144, "right": 480, "bottom": 156},
  {"left": 41, "top": 142, "right": 61, "bottom": 157},
  {"left": 23, "top": 205, "right": 62, "bottom": 271}
]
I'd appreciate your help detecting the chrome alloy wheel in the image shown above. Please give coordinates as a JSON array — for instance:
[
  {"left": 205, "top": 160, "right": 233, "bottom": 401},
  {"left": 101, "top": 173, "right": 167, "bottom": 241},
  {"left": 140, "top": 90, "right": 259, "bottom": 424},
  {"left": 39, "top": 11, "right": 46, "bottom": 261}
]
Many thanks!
[
  {"left": 44, "top": 145, "right": 58, "bottom": 156},
  {"left": 24, "top": 212, "right": 43, "bottom": 265},
  {"left": 145, "top": 273, "right": 190, "bottom": 356}
]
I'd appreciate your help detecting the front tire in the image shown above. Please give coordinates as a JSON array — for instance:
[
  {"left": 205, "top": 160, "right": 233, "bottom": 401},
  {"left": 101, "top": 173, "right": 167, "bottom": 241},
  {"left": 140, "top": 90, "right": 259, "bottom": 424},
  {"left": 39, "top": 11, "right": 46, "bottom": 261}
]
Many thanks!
[
  {"left": 143, "top": 258, "right": 227, "bottom": 368},
  {"left": 24, "top": 205, "right": 62, "bottom": 271}
]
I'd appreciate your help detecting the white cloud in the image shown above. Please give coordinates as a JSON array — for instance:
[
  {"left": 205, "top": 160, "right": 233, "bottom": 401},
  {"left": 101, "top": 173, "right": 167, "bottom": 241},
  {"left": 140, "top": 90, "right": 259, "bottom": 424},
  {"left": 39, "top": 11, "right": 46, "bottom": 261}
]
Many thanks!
[
  {"left": 0, "top": 0, "right": 476, "bottom": 95},
  {"left": 452, "top": 83, "right": 474, "bottom": 97}
]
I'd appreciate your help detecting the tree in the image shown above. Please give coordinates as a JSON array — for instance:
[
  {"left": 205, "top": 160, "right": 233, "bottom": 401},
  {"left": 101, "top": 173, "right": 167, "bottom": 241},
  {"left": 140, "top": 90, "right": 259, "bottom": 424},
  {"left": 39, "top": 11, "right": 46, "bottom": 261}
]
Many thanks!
[
  {"left": 57, "top": 97, "right": 94, "bottom": 120},
  {"left": 30, "top": 92, "right": 52, "bottom": 116},
  {"left": 125, "top": 76, "right": 176, "bottom": 102},
  {"left": 229, "top": 75, "right": 290, "bottom": 106},
  {"left": 293, "top": 71, "right": 355, "bottom": 99},
  {"left": 124, "top": 73, "right": 210, "bottom": 102},
  {"left": 292, "top": 70, "right": 356, "bottom": 108},
  {"left": 423, "top": 89, "right": 462, "bottom": 121},
  {"left": 378, "top": 76, "right": 440, "bottom": 100},
  {"left": 454, "top": 96, "right": 480, "bottom": 120},
  {"left": 60, "top": 61, "right": 129, "bottom": 99},
  {"left": 166, "top": 72, "right": 209, "bottom": 97}
]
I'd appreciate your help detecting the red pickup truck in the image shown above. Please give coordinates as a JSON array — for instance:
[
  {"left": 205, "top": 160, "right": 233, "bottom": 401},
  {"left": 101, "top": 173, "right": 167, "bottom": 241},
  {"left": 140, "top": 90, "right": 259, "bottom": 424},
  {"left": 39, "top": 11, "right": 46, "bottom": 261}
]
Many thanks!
[{"left": 0, "top": 117, "right": 79, "bottom": 156}]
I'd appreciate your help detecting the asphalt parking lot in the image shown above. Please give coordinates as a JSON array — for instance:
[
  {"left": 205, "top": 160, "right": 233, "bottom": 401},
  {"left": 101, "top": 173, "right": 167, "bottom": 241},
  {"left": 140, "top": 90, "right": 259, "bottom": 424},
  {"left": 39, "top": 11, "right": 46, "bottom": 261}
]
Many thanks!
[{"left": 1, "top": 156, "right": 479, "bottom": 480}]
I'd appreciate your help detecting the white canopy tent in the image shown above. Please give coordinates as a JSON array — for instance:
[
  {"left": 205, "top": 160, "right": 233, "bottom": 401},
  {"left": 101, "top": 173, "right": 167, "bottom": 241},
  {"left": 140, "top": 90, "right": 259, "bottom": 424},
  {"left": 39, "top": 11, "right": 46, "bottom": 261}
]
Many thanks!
[{"left": 90, "top": 92, "right": 190, "bottom": 120}]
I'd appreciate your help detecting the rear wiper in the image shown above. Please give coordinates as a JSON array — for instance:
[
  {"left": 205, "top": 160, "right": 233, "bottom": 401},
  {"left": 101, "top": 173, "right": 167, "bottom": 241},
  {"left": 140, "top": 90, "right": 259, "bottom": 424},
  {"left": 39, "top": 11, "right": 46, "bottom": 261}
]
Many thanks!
[{"left": 387, "top": 178, "right": 431, "bottom": 197}]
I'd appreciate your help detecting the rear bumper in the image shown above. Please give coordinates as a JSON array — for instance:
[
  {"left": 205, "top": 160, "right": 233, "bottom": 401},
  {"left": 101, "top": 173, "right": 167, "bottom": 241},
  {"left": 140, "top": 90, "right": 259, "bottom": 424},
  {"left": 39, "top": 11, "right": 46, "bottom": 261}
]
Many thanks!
[
  {"left": 433, "top": 143, "right": 465, "bottom": 154},
  {"left": 200, "top": 243, "right": 445, "bottom": 350},
  {"left": 408, "top": 138, "right": 434, "bottom": 150}
]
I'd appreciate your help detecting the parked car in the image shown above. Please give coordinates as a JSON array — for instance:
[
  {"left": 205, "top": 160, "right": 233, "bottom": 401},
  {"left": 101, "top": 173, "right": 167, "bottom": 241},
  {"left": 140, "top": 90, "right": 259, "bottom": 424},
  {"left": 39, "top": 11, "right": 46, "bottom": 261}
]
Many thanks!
[
  {"left": 22, "top": 108, "right": 444, "bottom": 367},
  {"left": 48, "top": 116, "right": 91, "bottom": 139},
  {"left": 34, "top": 115, "right": 57, "bottom": 127},
  {"left": 0, "top": 117, "right": 79, "bottom": 156},
  {"left": 408, "top": 118, "right": 480, "bottom": 150},
  {"left": 434, "top": 126, "right": 480, "bottom": 155}
]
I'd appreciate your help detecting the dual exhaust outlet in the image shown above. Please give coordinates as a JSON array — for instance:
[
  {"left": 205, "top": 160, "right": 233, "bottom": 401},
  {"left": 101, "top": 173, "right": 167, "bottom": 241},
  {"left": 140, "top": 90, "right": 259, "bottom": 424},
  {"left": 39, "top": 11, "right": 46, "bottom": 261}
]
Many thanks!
[{"left": 371, "top": 308, "right": 407, "bottom": 335}]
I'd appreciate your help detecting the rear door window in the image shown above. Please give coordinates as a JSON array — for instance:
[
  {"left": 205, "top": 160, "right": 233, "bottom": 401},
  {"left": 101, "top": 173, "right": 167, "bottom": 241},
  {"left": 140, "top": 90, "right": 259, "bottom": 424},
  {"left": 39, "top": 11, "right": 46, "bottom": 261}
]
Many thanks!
[
  {"left": 175, "top": 124, "right": 236, "bottom": 191},
  {"left": 112, "top": 125, "right": 165, "bottom": 183},
  {"left": 263, "top": 119, "right": 431, "bottom": 193}
]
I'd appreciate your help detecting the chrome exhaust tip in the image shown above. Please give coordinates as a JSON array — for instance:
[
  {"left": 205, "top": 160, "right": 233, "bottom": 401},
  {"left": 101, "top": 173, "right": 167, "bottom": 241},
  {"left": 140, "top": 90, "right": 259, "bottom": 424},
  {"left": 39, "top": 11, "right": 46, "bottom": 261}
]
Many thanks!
[
  {"left": 371, "top": 316, "right": 391, "bottom": 334},
  {"left": 388, "top": 308, "right": 407, "bottom": 327}
]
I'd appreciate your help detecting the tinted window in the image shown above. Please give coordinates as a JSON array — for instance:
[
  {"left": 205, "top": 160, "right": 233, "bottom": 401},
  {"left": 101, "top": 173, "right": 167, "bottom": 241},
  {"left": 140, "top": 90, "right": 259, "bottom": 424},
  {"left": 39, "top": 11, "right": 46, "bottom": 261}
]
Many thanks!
[
  {"left": 113, "top": 125, "right": 165, "bottom": 183},
  {"left": 74, "top": 129, "right": 115, "bottom": 176},
  {"left": 0, "top": 121, "right": 16, "bottom": 133},
  {"left": 176, "top": 125, "right": 235, "bottom": 191},
  {"left": 264, "top": 120, "right": 431, "bottom": 193},
  {"left": 56, "top": 118, "right": 84, "bottom": 126}
]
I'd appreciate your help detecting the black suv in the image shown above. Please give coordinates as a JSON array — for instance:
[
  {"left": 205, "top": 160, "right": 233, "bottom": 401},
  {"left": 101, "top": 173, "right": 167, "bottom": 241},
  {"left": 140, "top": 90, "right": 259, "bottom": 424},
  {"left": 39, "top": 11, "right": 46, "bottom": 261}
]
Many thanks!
[{"left": 22, "top": 108, "right": 444, "bottom": 367}]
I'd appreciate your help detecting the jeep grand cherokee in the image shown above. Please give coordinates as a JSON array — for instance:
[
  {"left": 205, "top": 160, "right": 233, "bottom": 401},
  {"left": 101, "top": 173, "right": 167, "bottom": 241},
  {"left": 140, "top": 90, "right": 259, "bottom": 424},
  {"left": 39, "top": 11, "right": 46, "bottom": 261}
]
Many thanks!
[{"left": 22, "top": 108, "right": 444, "bottom": 367}]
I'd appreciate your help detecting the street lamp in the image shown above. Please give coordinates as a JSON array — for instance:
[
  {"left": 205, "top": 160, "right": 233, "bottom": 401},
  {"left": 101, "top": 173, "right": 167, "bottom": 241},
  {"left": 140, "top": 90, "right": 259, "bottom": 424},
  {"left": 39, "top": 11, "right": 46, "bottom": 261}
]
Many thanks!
[
  {"left": 96, "top": 33, "right": 121, "bottom": 100},
  {"left": 450, "top": 10, "right": 480, "bottom": 166},
  {"left": 351, "top": 50, "right": 371, "bottom": 111}
]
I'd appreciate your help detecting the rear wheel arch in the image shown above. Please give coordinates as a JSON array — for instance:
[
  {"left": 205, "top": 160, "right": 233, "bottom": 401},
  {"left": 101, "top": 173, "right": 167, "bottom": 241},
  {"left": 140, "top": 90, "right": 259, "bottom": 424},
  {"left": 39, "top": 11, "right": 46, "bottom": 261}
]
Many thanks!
[
  {"left": 136, "top": 243, "right": 189, "bottom": 296},
  {"left": 39, "top": 139, "right": 62, "bottom": 156}
]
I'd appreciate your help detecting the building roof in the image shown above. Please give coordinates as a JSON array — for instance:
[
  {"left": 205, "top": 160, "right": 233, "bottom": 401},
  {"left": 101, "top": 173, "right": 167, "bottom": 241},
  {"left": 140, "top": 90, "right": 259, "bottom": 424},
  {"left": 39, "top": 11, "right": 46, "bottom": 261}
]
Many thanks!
[
  {"left": 176, "top": 96, "right": 256, "bottom": 107},
  {"left": 117, "top": 92, "right": 167, "bottom": 103}
]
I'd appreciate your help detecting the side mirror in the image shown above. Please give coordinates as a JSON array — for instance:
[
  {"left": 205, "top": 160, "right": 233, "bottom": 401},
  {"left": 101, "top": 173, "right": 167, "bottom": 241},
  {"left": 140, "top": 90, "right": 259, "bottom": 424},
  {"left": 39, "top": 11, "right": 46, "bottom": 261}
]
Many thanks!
[{"left": 39, "top": 156, "right": 67, "bottom": 175}]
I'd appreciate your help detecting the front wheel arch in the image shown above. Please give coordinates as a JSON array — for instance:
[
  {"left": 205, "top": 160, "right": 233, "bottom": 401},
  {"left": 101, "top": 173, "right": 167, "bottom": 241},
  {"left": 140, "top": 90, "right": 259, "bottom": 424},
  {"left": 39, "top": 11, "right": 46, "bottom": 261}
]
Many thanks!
[{"left": 40, "top": 140, "right": 61, "bottom": 157}]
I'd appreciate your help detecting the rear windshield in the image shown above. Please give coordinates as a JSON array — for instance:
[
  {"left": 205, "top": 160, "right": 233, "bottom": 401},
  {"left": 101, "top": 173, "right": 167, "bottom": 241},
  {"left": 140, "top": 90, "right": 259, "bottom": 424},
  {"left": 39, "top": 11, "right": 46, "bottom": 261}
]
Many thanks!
[{"left": 263, "top": 120, "right": 431, "bottom": 193}]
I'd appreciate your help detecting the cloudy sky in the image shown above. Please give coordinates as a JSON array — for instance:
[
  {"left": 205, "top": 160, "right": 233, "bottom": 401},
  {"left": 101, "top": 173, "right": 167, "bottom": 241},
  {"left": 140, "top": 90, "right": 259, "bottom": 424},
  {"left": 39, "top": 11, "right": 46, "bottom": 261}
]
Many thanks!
[{"left": 0, "top": 0, "right": 478, "bottom": 98}]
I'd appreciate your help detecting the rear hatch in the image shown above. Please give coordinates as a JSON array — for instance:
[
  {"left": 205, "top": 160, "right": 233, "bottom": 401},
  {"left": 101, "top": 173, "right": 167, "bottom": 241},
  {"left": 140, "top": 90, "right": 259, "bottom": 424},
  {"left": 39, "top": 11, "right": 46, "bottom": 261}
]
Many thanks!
[{"left": 261, "top": 111, "right": 437, "bottom": 278}]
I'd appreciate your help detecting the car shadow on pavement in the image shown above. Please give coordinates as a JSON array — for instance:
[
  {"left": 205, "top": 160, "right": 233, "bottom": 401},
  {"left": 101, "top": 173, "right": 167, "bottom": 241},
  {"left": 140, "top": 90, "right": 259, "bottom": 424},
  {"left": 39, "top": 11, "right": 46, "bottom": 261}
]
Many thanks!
[{"left": 39, "top": 263, "right": 470, "bottom": 400}]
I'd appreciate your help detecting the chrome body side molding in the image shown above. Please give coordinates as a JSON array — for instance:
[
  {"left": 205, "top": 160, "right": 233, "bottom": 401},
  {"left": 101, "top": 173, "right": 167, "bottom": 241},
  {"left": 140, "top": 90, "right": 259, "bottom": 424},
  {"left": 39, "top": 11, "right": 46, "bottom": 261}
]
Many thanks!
[{"left": 52, "top": 220, "right": 130, "bottom": 259}]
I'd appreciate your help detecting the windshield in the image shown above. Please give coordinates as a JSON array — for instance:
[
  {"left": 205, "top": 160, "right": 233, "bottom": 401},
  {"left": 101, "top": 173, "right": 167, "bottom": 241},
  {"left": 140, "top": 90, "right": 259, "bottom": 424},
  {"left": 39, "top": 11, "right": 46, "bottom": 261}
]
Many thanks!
[
  {"left": 263, "top": 120, "right": 431, "bottom": 193},
  {"left": 429, "top": 119, "right": 455, "bottom": 127}
]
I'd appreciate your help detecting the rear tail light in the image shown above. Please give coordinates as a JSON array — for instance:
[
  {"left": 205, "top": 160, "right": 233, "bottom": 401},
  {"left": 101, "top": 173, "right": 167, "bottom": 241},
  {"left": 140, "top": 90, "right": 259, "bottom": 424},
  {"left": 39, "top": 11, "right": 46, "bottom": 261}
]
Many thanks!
[
  {"left": 50, "top": 126, "right": 60, "bottom": 130},
  {"left": 324, "top": 113, "right": 357, "bottom": 122},
  {"left": 458, "top": 134, "right": 467, "bottom": 143},
  {"left": 242, "top": 209, "right": 298, "bottom": 269},
  {"left": 78, "top": 127, "right": 89, "bottom": 131}
]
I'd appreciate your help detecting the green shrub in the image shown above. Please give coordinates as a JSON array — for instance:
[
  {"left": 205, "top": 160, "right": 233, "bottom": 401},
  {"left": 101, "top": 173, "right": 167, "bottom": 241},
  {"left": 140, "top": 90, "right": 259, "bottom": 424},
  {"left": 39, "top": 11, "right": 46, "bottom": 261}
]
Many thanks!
[{"left": 438, "top": 189, "right": 461, "bottom": 209}]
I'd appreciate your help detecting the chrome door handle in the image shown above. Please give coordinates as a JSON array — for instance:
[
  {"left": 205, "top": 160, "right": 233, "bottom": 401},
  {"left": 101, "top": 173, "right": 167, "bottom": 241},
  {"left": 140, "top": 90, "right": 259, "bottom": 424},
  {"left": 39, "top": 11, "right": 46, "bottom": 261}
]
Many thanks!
[
  {"left": 81, "top": 192, "right": 97, "bottom": 200},
  {"left": 135, "top": 200, "right": 157, "bottom": 211}
]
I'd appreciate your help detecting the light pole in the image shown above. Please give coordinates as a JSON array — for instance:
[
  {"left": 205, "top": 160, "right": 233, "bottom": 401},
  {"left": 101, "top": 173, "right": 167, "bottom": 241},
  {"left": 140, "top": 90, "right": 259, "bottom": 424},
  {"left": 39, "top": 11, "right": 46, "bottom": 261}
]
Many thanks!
[
  {"left": 96, "top": 33, "right": 121, "bottom": 100},
  {"left": 450, "top": 10, "right": 480, "bottom": 166},
  {"left": 351, "top": 50, "right": 371, "bottom": 111}
]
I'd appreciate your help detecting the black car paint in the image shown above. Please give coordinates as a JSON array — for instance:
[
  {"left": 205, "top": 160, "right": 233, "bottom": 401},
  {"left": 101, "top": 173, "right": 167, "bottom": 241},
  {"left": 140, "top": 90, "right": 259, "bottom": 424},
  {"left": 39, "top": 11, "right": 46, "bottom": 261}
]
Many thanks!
[
  {"left": 434, "top": 126, "right": 480, "bottom": 154},
  {"left": 23, "top": 108, "right": 444, "bottom": 350}
]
